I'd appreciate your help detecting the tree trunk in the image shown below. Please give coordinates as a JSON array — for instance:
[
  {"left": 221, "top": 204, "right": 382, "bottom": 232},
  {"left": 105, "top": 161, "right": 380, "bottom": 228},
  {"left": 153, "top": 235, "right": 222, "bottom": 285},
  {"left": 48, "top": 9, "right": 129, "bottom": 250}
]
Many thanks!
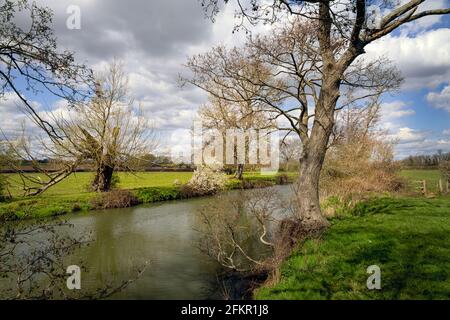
[
  {"left": 295, "top": 76, "right": 341, "bottom": 232},
  {"left": 235, "top": 163, "right": 244, "bottom": 180},
  {"left": 92, "top": 165, "right": 114, "bottom": 192},
  {"left": 296, "top": 148, "right": 329, "bottom": 232}
]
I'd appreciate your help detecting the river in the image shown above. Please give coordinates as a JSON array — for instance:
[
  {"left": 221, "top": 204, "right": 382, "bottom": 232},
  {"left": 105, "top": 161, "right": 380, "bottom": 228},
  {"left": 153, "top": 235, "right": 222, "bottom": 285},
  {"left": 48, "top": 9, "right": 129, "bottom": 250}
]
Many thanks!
[{"left": 1, "top": 185, "right": 293, "bottom": 299}]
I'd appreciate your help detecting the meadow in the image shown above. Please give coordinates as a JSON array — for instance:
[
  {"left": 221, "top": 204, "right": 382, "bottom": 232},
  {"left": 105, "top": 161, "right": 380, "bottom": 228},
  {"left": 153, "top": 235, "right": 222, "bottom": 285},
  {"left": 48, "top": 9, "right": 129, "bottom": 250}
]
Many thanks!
[
  {"left": 400, "top": 169, "right": 447, "bottom": 194},
  {"left": 4, "top": 171, "right": 194, "bottom": 197},
  {"left": 255, "top": 196, "right": 450, "bottom": 299}
]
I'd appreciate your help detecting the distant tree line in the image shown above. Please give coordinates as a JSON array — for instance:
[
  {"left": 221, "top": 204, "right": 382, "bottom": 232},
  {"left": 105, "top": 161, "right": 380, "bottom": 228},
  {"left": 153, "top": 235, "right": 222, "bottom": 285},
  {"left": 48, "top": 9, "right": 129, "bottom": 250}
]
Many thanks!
[
  {"left": 398, "top": 151, "right": 450, "bottom": 169},
  {"left": 0, "top": 152, "right": 192, "bottom": 174}
]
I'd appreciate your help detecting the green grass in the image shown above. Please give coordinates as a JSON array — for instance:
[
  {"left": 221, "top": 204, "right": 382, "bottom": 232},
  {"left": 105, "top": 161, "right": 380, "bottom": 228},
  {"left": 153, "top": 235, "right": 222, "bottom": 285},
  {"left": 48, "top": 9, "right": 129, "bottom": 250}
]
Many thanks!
[
  {"left": 400, "top": 169, "right": 445, "bottom": 194},
  {"left": 255, "top": 196, "right": 450, "bottom": 300},
  {"left": 0, "top": 171, "right": 296, "bottom": 220},
  {"left": 4, "top": 172, "right": 194, "bottom": 197}
]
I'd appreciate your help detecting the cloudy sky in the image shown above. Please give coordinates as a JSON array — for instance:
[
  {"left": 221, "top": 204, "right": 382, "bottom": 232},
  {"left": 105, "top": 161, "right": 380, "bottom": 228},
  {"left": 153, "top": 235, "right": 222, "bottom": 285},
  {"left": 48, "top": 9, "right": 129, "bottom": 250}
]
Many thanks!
[{"left": 1, "top": 0, "right": 450, "bottom": 159}]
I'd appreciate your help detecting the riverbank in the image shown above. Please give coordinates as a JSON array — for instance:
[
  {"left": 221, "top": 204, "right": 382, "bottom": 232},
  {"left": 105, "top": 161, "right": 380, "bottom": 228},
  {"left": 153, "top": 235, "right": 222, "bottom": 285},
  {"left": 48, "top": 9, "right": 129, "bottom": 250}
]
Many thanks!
[
  {"left": 0, "top": 172, "right": 296, "bottom": 221},
  {"left": 254, "top": 196, "right": 450, "bottom": 299}
]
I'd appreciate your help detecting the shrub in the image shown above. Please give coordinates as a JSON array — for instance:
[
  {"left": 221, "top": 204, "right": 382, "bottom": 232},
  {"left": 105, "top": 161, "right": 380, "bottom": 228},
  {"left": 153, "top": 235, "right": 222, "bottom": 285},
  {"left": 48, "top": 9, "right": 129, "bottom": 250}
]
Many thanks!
[
  {"left": 225, "top": 179, "right": 243, "bottom": 190},
  {"left": 196, "top": 188, "right": 282, "bottom": 272},
  {"left": 222, "top": 166, "right": 234, "bottom": 175},
  {"left": 135, "top": 187, "right": 181, "bottom": 202},
  {"left": 71, "top": 203, "right": 82, "bottom": 212},
  {"left": 275, "top": 174, "right": 290, "bottom": 185},
  {"left": 90, "top": 190, "right": 140, "bottom": 210},
  {"left": 320, "top": 134, "right": 404, "bottom": 216},
  {"left": 182, "top": 165, "right": 227, "bottom": 197},
  {"left": 240, "top": 179, "right": 275, "bottom": 189}
]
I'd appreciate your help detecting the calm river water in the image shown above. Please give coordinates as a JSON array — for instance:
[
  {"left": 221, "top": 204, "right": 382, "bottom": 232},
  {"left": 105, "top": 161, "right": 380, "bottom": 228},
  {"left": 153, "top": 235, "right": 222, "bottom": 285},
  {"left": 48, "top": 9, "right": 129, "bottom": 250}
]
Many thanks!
[{"left": 1, "top": 185, "right": 293, "bottom": 299}]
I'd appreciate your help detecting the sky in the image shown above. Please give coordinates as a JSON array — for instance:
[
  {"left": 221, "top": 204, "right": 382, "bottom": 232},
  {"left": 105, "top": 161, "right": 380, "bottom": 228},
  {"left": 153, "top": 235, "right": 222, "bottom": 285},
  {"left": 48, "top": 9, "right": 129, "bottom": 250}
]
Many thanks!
[{"left": 1, "top": 0, "right": 449, "bottom": 160}]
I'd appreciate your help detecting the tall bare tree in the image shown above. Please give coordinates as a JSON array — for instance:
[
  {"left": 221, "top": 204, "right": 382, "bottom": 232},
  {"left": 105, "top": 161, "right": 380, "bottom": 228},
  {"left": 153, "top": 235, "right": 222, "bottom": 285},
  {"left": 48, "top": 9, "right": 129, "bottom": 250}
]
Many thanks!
[{"left": 186, "top": 14, "right": 407, "bottom": 230}]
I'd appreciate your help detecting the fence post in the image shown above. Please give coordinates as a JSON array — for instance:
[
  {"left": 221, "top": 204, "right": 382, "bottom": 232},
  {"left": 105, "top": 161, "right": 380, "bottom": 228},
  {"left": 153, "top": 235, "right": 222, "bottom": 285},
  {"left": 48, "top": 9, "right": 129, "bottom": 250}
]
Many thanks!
[
  {"left": 422, "top": 180, "right": 427, "bottom": 196},
  {"left": 438, "top": 179, "right": 443, "bottom": 194}
]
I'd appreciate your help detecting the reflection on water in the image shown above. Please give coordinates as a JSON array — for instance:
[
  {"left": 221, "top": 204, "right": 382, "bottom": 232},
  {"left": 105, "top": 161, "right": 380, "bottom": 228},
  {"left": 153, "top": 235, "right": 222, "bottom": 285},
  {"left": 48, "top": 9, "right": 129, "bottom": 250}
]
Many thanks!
[{"left": 2, "top": 185, "right": 293, "bottom": 299}]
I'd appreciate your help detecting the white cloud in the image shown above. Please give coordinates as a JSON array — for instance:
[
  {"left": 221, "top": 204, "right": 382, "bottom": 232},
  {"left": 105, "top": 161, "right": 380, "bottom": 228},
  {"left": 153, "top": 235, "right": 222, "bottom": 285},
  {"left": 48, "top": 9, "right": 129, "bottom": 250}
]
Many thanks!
[
  {"left": 380, "top": 100, "right": 415, "bottom": 130},
  {"left": 366, "top": 28, "right": 450, "bottom": 90},
  {"left": 427, "top": 85, "right": 450, "bottom": 113},
  {"left": 390, "top": 127, "right": 429, "bottom": 143},
  {"left": 0, "top": 92, "right": 43, "bottom": 137},
  {"left": 388, "top": 126, "right": 450, "bottom": 159},
  {"left": 443, "top": 129, "right": 450, "bottom": 136}
]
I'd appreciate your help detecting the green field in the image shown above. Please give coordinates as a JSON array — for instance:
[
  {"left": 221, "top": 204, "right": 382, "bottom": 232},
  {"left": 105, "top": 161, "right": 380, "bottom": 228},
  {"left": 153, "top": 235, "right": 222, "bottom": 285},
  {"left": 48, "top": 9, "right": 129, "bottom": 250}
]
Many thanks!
[
  {"left": 4, "top": 171, "right": 194, "bottom": 197},
  {"left": 400, "top": 169, "right": 446, "bottom": 194},
  {"left": 255, "top": 196, "right": 450, "bottom": 300}
]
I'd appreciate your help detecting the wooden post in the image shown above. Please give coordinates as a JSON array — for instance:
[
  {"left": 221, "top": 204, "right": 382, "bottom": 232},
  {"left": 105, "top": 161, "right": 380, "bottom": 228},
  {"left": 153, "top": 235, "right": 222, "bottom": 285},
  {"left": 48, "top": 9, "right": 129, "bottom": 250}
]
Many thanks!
[
  {"left": 438, "top": 179, "right": 443, "bottom": 194},
  {"left": 422, "top": 180, "right": 427, "bottom": 196}
]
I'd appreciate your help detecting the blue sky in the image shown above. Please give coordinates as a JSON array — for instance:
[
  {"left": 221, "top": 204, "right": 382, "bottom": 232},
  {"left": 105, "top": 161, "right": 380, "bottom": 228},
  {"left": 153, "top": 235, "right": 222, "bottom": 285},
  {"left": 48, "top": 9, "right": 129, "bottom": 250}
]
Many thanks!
[
  {"left": 1, "top": 0, "right": 449, "bottom": 160},
  {"left": 390, "top": 15, "right": 450, "bottom": 137}
]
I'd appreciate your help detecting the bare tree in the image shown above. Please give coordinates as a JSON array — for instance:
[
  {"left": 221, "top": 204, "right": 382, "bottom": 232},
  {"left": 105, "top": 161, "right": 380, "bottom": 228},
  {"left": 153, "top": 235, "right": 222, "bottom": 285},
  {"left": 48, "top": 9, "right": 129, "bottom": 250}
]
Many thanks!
[
  {"left": 192, "top": 50, "right": 278, "bottom": 179},
  {"left": 0, "top": 0, "right": 93, "bottom": 138},
  {"left": 280, "top": 138, "right": 302, "bottom": 172},
  {"left": 185, "top": 14, "right": 408, "bottom": 230},
  {"left": 7, "top": 62, "right": 156, "bottom": 195},
  {"left": 199, "top": 95, "right": 275, "bottom": 179}
]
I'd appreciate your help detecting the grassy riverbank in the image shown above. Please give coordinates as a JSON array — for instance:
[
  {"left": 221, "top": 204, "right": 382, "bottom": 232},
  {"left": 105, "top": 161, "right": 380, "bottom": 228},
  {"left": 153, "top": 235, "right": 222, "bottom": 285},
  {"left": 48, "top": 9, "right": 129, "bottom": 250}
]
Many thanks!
[
  {"left": 255, "top": 196, "right": 450, "bottom": 300},
  {"left": 0, "top": 169, "right": 444, "bottom": 221},
  {"left": 0, "top": 171, "right": 296, "bottom": 221}
]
